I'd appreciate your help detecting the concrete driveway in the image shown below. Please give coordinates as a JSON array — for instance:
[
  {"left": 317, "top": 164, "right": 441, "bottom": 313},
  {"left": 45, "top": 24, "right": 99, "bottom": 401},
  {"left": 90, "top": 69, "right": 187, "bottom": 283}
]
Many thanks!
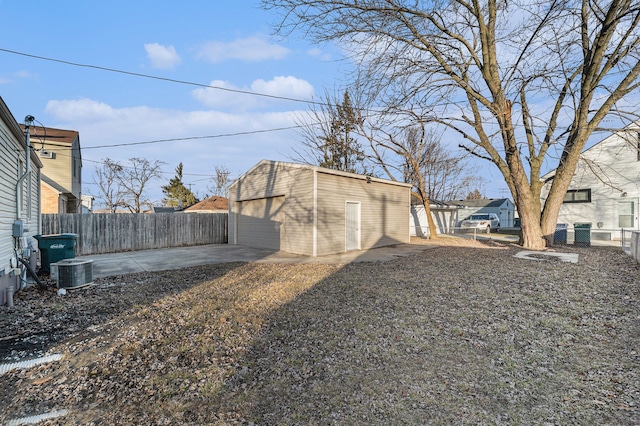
[{"left": 77, "top": 243, "right": 434, "bottom": 279}]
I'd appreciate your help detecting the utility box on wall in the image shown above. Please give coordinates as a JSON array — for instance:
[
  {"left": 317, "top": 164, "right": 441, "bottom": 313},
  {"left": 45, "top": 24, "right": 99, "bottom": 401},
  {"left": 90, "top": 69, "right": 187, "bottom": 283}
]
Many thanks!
[{"left": 12, "top": 220, "right": 23, "bottom": 237}]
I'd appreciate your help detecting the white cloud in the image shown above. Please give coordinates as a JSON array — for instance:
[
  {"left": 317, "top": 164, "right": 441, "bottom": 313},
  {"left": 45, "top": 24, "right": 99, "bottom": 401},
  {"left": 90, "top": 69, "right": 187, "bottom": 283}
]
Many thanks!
[
  {"left": 192, "top": 76, "right": 314, "bottom": 111},
  {"left": 307, "top": 47, "right": 332, "bottom": 61},
  {"left": 45, "top": 98, "right": 119, "bottom": 122},
  {"left": 192, "top": 80, "right": 251, "bottom": 110},
  {"left": 197, "top": 36, "right": 290, "bottom": 63},
  {"left": 144, "top": 43, "right": 182, "bottom": 69},
  {"left": 0, "top": 70, "right": 35, "bottom": 84},
  {"left": 251, "top": 76, "right": 314, "bottom": 99}
]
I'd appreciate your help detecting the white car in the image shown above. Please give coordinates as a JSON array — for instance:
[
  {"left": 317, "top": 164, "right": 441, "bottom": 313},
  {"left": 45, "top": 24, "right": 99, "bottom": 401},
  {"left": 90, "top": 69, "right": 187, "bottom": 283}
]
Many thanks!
[{"left": 461, "top": 213, "right": 500, "bottom": 233}]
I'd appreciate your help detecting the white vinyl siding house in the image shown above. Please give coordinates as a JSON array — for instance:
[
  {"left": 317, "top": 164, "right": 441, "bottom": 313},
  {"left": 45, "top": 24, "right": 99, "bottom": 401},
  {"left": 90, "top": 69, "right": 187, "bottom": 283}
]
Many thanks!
[
  {"left": 229, "top": 160, "right": 411, "bottom": 256},
  {"left": 0, "top": 97, "right": 42, "bottom": 305},
  {"left": 410, "top": 201, "right": 460, "bottom": 236},
  {"left": 541, "top": 124, "right": 640, "bottom": 240}
]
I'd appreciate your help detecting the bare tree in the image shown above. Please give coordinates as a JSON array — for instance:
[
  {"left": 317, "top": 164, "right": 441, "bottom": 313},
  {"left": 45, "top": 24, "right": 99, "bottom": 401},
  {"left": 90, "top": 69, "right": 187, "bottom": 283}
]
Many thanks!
[
  {"left": 264, "top": 0, "right": 640, "bottom": 249},
  {"left": 401, "top": 126, "right": 478, "bottom": 202},
  {"left": 207, "top": 165, "right": 231, "bottom": 198},
  {"left": 362, "top": 115, "right": 477, "bottom": 237},
  {"left": 93, "top": 158, "right": 125, "bottom": 213},
  {"left": 93, "top": 157, "right": 164, "bottom": 213},
  {"left": 119, "top": 158, "right": 165, "bottom": 213}
]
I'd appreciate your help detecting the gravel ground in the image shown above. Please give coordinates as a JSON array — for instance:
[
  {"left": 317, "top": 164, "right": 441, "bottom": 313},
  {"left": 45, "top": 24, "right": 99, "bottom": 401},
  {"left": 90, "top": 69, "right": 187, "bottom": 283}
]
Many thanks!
[{"left": 0, "top": 237, "right": 638, "bottom": 425}]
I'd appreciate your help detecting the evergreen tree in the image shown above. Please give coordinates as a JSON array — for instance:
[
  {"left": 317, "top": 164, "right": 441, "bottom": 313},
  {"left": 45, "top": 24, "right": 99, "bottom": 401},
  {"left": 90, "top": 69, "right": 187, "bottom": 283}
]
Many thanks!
[
  {"left": 162, "top": 163, "right": 199, "bottom": 208},
  {"left": 318, "top": 91, "right": 366, "bottom": 174}
]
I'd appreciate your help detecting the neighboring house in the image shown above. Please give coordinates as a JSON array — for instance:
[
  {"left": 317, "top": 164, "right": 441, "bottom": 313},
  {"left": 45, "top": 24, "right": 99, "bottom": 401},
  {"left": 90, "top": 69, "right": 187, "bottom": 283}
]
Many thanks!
[
  {"left": 450, "top": 198, "right": 516, "bottom": 228},
  {"left": 81, "top": 194, "right": 94, "bottom": 213},
  {"left": 410, "top": 199, "right": 460, "bottom": 236},
  {"left": 229, "top": 160, "right": 411, "bottom": 256},
  {"left": 0, "top": 97, "right": 43, "bottom": 305},
  {"left": 182, "top": 196, "right": 228, "bottom": 213},
  {"left": 20, "top": 125, "right": 82, "bottom": 214},
  {"left": 541, "top": 124, "right": 640, "bottom": 240}
]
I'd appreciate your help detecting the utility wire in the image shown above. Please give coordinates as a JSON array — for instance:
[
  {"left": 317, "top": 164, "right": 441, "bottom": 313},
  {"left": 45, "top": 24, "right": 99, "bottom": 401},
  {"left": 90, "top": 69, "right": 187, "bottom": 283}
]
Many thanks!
[
  {"left": 0, "top": 47, "right": 325, "bottom": 106},
  {"left": 24, "top": 124, "right": 308, "bottom": 150},
  {"left": 84, "top": 125, "right": 306, "bottom": 149}
]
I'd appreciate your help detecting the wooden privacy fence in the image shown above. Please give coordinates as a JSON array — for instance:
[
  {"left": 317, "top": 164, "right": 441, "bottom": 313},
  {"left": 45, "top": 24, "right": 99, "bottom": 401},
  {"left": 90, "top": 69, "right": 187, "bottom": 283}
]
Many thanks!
[{"left": 41, "top": 213, "right": 228, "bottom": 255}]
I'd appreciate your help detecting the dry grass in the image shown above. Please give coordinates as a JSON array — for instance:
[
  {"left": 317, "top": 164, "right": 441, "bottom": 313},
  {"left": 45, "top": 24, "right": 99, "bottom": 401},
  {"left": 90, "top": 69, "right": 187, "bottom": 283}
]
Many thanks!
[{"left": 1, "top": 238, "right": 639, "bottom": 425}]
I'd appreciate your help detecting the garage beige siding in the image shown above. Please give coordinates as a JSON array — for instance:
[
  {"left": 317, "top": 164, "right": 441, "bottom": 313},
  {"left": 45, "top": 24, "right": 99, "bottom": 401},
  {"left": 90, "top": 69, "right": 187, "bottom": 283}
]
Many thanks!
[
  {"left": 229, "top": 161, "right": 314, "bottom": 255},
  {"left": 237, "top": 196, "right": 285, "bottom": 250},
  {"left": 230, "top": 160, "right": 410, "bottom": 257},
  {"left": 316, "top": 171, "right": 410, "bottom": 256}
]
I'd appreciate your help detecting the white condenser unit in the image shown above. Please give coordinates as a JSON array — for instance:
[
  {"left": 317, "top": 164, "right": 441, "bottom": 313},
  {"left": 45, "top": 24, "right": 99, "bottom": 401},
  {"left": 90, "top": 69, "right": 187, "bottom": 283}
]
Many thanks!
[{"left": 51, "top": 259, "right": 94, "bottom": 289}]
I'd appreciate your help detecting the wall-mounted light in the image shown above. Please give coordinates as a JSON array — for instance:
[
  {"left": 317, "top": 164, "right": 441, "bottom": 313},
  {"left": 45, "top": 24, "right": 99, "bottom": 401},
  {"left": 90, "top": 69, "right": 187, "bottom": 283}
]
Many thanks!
[
  {"left": 621, "top": 191, "right": 628, "bottom": 197},
  {"left": 366, "top": 176, "right": 372, "bottom": 184}
]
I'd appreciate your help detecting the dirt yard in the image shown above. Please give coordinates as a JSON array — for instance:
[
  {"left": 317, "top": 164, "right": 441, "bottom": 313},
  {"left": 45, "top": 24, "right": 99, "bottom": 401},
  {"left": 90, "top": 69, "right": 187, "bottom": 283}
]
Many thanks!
[{"left": 1, "top": 237, "right": 639, "bottom": 425}]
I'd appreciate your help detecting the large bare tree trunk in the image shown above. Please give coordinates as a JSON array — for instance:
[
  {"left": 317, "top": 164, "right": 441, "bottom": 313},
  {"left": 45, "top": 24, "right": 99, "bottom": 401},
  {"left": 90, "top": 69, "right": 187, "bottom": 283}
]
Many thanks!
[{"left": 422, "top": 198, "right": 438, "bottom": 239}]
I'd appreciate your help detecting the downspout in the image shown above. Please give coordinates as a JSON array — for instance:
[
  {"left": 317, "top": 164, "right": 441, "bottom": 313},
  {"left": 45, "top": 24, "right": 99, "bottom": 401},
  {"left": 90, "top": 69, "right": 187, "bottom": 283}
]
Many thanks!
[{"left": 16, "top": 115, "right": 34, "bottom": 220}]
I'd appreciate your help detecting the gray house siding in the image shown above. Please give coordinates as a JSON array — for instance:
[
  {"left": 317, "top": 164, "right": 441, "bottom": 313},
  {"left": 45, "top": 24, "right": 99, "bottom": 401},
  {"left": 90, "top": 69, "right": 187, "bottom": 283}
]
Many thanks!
[
  {"left": 229, "top": 160, "right": 410, "bottom": 257},
  {"left": 0, "top": 98, "right": 42, "bottom": 305}
]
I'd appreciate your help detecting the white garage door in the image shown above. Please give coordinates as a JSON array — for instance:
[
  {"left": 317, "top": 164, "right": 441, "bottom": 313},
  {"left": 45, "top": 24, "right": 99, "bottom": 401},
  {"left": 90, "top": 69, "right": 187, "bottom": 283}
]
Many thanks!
[{"left": 237, "top": 196, "right": 285, "bottom": 250}]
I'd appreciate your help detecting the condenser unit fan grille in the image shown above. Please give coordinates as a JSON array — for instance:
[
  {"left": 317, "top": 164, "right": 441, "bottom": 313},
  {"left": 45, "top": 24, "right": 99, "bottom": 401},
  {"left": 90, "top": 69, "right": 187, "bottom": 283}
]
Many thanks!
[{"left": 52, "top": 259, "right": 93, "bottom": 289}]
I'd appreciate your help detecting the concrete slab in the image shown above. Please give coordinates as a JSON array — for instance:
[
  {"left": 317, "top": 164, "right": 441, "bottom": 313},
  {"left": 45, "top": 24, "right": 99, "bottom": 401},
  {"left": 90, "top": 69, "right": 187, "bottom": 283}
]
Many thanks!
[
  {"left": 514, "top": 250, "right": 579, "bottom": 263},
  {"left": 77, "top": 243, "right": 435, "bottom": 279}
]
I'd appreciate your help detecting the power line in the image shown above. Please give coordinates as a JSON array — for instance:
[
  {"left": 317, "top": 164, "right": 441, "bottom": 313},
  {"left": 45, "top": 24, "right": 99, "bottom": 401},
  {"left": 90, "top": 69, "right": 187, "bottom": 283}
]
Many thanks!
[
  {"left": 0, "top": 47, "right": 325, "bottom": 106},
  {"left": 24, "top": 124, "right": 307, "bottom": 150},
  {"left": 83, "top": 125, "right": 306, "bottom": 149}
]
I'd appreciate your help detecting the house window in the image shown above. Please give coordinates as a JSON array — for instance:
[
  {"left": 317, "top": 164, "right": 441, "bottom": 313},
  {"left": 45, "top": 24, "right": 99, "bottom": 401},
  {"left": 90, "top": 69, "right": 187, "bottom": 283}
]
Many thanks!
[
  {"left": 618, "top": 201, "right": 635, "bottom": 228},
  {"left": 637, "top": 132, "right": 640, "bottom": 161},
  {"left": 563, "top": 189, "right": 591, "bottom": 203}
]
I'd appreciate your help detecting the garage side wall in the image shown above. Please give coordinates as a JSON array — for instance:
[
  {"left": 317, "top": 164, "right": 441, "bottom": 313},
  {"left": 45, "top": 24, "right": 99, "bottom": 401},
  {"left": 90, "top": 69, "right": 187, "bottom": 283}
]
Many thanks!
[
  {"left": 229, "top": 162, "right": 314, "bottom": 255},
  {"left": 316, "top": 172, "right": 410, "bottom": 256}
]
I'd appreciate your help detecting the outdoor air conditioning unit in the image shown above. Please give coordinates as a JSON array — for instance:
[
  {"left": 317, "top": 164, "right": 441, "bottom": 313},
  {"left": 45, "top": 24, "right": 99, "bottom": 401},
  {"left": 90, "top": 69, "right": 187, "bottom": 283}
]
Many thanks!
[
  {"left": 51, "top": 259, "right": 93, "bottom": 289},
  {"left": 39, "top": 150, "right": 54, "bottom": 159}
]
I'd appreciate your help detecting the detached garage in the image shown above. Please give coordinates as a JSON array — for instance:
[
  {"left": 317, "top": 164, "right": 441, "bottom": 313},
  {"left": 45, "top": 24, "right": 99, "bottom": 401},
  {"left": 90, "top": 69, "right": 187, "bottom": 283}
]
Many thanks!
[{"left": 228, "top": 160, "right": 411, "bottom": 256}]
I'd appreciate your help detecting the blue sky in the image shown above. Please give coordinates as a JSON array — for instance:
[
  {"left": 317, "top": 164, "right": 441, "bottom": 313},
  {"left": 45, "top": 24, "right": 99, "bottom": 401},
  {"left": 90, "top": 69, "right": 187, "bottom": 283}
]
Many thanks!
[{"left": 0, "top": 0, "right": 510, "bottom": 205}]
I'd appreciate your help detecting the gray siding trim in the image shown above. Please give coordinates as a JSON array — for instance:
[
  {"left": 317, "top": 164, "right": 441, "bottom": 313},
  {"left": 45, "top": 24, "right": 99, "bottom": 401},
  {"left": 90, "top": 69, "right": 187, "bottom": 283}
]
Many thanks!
[{"left": 0, "top": 97, "right": 43, "bottom": 304}]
